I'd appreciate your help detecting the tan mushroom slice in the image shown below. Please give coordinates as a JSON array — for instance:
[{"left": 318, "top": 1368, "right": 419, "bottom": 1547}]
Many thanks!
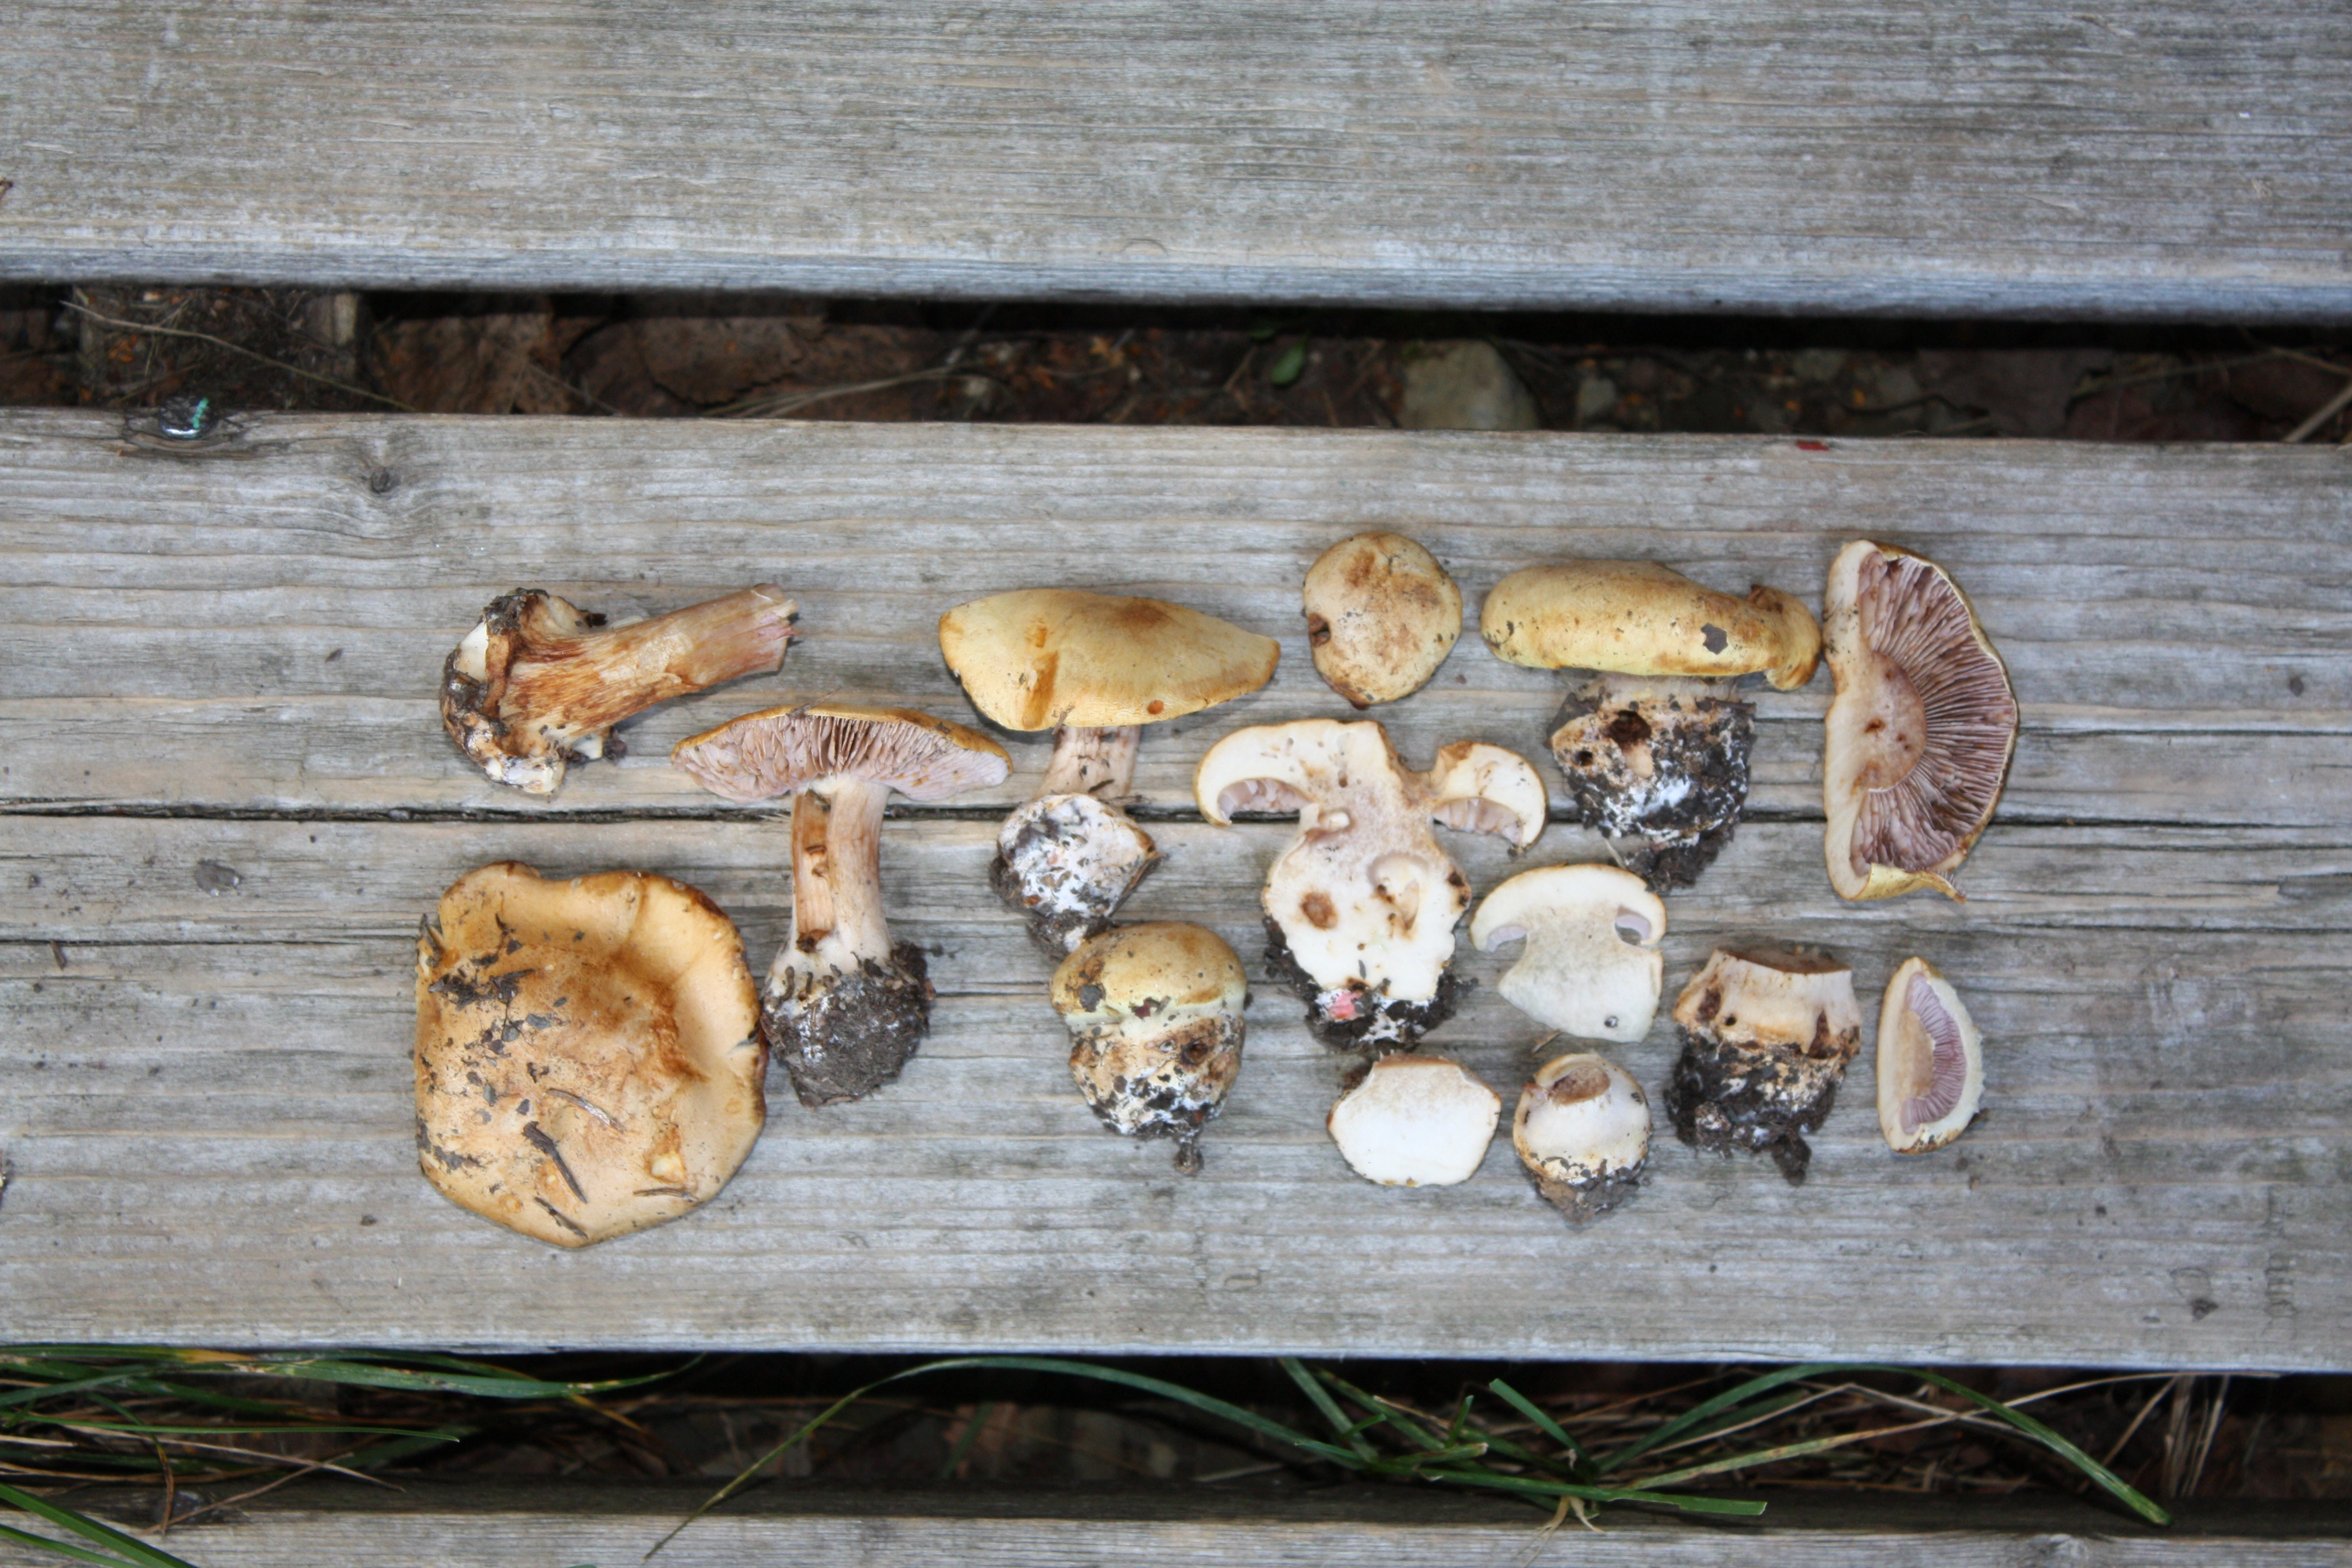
[
  {"left": 442, "top": 585, "right": 797, "bottom": 794},
  {"left": 1051, "top": 922, "right": 1248, "bottom": 1174},
  {"left": 940, "top": 589, "right": 1279, "bottom": 959},
  {"left": 1822, "top": 541, "right": 2019, "bottom": 901},
  {"left": 1481, "top": 560, "right": 1820, "bottom": 891},
  {"left": 1469, "top": 864, "right": 1665, "bottom": 1043},
  {"left": 1877, "top": 957, "right": 1985, "bottom": 1153},
  {"left": 1195, "top": 719, "right": 1545, "bottom": 1050},
  {"left": 1326, "top": 1054, "right": 1501, "bottom": 1186},
  {"left": 672, "top": 703, "right": 1009, "bottom": 1107},
  {"left": 1513, "top": 1053, "right": 1651, "bottom": 1223},
  {"left": 1302, "top": 531, "right": 1463, "bottom": 707},
  {"left": 415, "top": 862, "right": 766, "bottom": 1248},
  {"left": 1664, "top": 946, "right": 1861, "bottom": 1186}
]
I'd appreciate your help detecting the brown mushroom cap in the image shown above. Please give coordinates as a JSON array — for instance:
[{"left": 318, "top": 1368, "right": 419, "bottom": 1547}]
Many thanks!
[
  {"left": 1481, "top": 561, "right": 1821, "bottom": 690},
  {"left": 1821, "top": 542, "right": 2019, "bottom": 901},
  {"left": 415, "top": 862, "right": 766, "bottom": 1248},
  {"left": 938, "top": 589, "right": 1279, "bottom": 731},
  {"left": 671, "top": 701, "right": 1010, "bottom": 803},
  {"left": 1302, "top": 532, "right": 1463, "bottom": 707}
]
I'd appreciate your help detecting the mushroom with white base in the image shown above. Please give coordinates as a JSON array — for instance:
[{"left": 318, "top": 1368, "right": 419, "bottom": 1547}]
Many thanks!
[
  {"left": 672, "top": 703, "right": 1009, "bottom": 1106},
  {"left": 1514, "top": 1054, "right": 1650, "bottom": 1223},
  {"left": 1194, "top": 719, "right": 1547, "bottom": 1049},
  {"left": 1327, "top": 1054, "right": 1501, "bottom": 1186},
  {"left": 1877, "top": 957, "right": 1985, "bottom": 1153},
  {"left": 1664, "top": 947, "right": 1862, "bottom": 1185},
  {"left": 1302, "top": 531, "right": 1462, "bottom": 707},
  {"left": 1469, "top": 863, "right": 1665, "bottom": 1042},
  {"left": 939, "top": 589, "right": 1279, "bottom": 958},
  {"left": 1050, "top": 922, "right": 1248, "bottom": 1174}
]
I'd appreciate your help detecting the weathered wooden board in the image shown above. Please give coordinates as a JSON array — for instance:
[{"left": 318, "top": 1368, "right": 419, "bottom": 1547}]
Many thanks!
[
  {"left": 3, "top": 2, "right": 2348, "bottom": 319},
  {"left": 0, "top": 413, "right": 2346, "bottom": 1370}
]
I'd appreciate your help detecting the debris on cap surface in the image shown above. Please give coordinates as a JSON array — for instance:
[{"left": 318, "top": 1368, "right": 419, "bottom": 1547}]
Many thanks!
[
  {"left": 1052, "top": 922, "right": 1247, "bottom": 1173},
  {"left": 1664, "top": 946, "right": 1862, "bottom": 1186}
]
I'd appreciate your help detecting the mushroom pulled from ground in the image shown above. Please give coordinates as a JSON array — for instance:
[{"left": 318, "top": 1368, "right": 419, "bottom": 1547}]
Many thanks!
[
  {"left": 1664, "top": 946, "right": 1861, "bottom": 1185},
  {"left": 1326, "top": 1054, "right": 1501, "bottom": 1186},
  {"left": 415, "top": 862, "right": 765, "bottom": 1248},
  {"left": 1877, "top": 957, "right": 1985, "bottom": 1153},
  {"left": 1469, "top": 863, "right": 1665, "bottom": 1042},
  {"left": 939, "top": 589, "right": 1279, "bottom": 959},
  {"left": 672, "top": 703, "right": 1009, "bottom": 1107},
  {"left": 1050, "top": 921, "right": 1247, "bottom": 1174},
  {"left": 1822, "top": 541, "right": 2019, "bottom": 901},
  {"left": 1194, "top": 718, "right": 1547, "bottom": 1049},
  {"left": 1513, "top": 1053, "right": 1650, "bottom": 1223},
  {"left": 1481, "top": 560, "right": 1820, "bottom": 891},
  {"left": 442, "top": 585, "right": 797, "bottom": 795},
  {"left": 1302, "top": 531, "right": 1462, "bottom": 707}
]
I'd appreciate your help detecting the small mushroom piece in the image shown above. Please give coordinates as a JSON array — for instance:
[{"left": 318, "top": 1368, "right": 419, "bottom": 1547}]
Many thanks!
[
  {"left": 672, "top": 703, "right": 1010, "bottom": 1106},
  {"left": 1302, "top": 531, "right": 1463, "bottom": 707},
  {"left": 1469, "top": 863, "right": 1666, "bottom": 1042},
  {"left": 1481, "top": 560, "right": 1821, "bottom": 891},
  {"left": 442, "top": 585, "right": 797, "bottom": 794},
  {"left": 1050, "top": 922, "right": 1248, "bottom": 1174},
  {"left": 940, "top": 589, "right": 1279, "bottom": 958},
  {"left": 414, "top": 862, "right": 766, "bottom": 1248},
  {"left": 1326, "top": 1054, "right": 1501, "bottom": 1186},
  {"left": 1195, "top": 718, "right": 1547, "bottom": 1049},
  {"left": 1513, "top": 1053, "right": 1650, "bottom": 1222},
  {"left": 1663, "top": 946, "right": 1861, "bottom": 1185},
  {"left": 1822, "top": 541, "right": 2019, "bottom": 901},
  {"left": 1877, "top": 957, "right": 1985, "bottom": 1153}
]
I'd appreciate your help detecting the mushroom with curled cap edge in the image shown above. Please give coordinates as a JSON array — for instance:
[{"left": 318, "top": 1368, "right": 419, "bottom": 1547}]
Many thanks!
[
  {"left": 1469, "top": 863, "right": 1665, "bottom": 1043},
  {"left": 1326, "top": 1053, "right": 1501, "bottom": 1187},
  {"left": 414, "top": 862, "right": 766, "bottom": 1248},
  {"left": 1663, "top": 946, "right": 1861, "bottom": 1186},
  {"left": 1481, "top": 560, "right": 1820, "bottom": 891},
  {"left": 1877, "top": 956, "right": 1985, "bottom": 1153},
  {"left": 1514, "top": 1053, "right": 1650, "bottom": 1223},
  {"left": 442, "top": 585, "right": 797, "bottom": 795},
  {"left": 672, "top": 703, "right": 1009, "bottom": 1107},
  {"left": 1822, "top": 541, "right": 2018, "bottom": 901},
  {"left": 1194, "top": 718, "right": 1547, "bottom": 1050},
  {"left": 1302, "top": 531, "right": 1462, "bottom": 708},
  {"left": 1050, "top": 921, "right": 1248, "bottom": 1174},
  {"left": 938, "top": 589, "right": 1279, "bottom": 959}
]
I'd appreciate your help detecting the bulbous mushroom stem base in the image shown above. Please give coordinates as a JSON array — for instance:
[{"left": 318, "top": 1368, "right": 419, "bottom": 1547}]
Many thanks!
[
  {"left": 1548, "top": 676, "right": 1753, "bottom": 891},
  {"left": 764, "top": 943, "right": 932, "bottom": 1108},
  {"left": 991, "top": 793, "right": 1160, "bottom": 959},
  {"left": 1663, "top": 1038, "right": 1844, "bottom": 1186},
  {"left": 1529, "top": 1161, "right": 1646, "bottom": 1224},
  {"left": 1069, "top": 1011, "right": 1243, "bottom": 1174},
  {"left": 1262, "top": 915, "right": 1462, "bottom": 1050}
]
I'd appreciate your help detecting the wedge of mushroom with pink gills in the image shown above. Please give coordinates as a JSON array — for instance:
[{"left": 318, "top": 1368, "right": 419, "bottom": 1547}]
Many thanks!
[
  {"left": 1515, "top": 1053, "right": 1650, "bottom": 1223},
  {"left": 1878, "top": 957, "right": 1985, "bottom": 1153},
  {"left": 1469, "top": 863, "right": 1665, "bottom": 1043},
  {"left": 442, "top": 585, "right": 798, "bottom": 794},
  {"left": 672, "top": 703, "right": 1009, "bottom": 1107},
  {"left": 1327, "top": 1053, "right": 1501, "bottom": 1187},
  {"left": 1481, "top": 560, "right": 1820, "bottom": 890},
  {"left": 1052, "top": 922, "right": 1248, "bottom": 1174},
  {"left": 1822, "top": 541, "right": 2019, "bottom": 901},
  {"left": 939, "top": 589, "right": 1279, "bottom": 958},
  {"left": 1194, "top": 718, "right": 1547, "bottom": 1049},
  {"left": 1664, "top": 947, "right": 1861, "bottom": 1186}
]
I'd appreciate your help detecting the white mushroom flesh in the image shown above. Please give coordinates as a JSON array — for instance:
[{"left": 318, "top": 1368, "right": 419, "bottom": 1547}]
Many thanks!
[
  {"left": 1326, "top": 1055, "right": 1501, "bottom": 1186},
  {"left": 1471, "top": 863, "right": 1666, "bottom": 1042},
  {"left": 1513, "top": 1054, "right": 1651, "bottom": 1221}
]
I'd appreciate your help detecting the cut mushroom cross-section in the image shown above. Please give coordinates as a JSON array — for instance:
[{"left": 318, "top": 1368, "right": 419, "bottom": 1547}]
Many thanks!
[
  {"left": 1664, "top": 946, "right": 1862, "bottom": 1186},
  {"left": 1514, "top": 1053, "right": 1651, "bottom": 1223},
  {"left": 672, "top": 703, "right": 1009, "bottom": 1107},
  {"left": 1051, "top": 922, "right": 1248, "bottom": 1174},
  {"left": 1327, "top": 1054, "right": 1501, "bottom": 1187},
  {"left": 1195, "top": 718, "right": 1547, "bottom": 1050},
  {"left": 1302, "top": 531, "right": 1463, "bottom": 708},
  {"left": 1877, "top": 957, "right": 1986, "bottom": 1153},
  {"left": 1469, "top": 863, "right": 1666, "bottom": 1043}
]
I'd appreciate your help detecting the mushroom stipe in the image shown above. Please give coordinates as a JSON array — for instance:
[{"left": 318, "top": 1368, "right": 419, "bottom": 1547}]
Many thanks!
[
  {"left": 1662, "top": 948, "right": 1863, "bottom": 1187},
  {"left": 766, "top": 942, "right": 934, "bottom": 1108}
]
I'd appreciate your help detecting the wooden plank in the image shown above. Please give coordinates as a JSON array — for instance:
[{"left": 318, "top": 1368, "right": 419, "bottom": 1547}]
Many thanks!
[{"left": 2, "top": 2, "right": 2348, "bottom": 318}]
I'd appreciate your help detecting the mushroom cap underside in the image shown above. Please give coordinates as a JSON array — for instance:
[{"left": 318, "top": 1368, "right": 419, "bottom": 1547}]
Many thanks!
[
  {"left": 1877, "top": 956, "right": 1985, "bottom": 1153},
  {"left": 1481, "top": 560, "right": 1822, "bottom": 690},
  {"left": 1471, "top": 863, "right": 1667, "bottom": 1042},
  {"left": 938, "top": 589, "right": 1278, "bottom": 730},
  {"left": 672, "top": 701, "right": 1010, "bottom": 803},
  {"left": 1193, "top": 719, "right": 1545, "bottom": 847},
  {"left": 1302, "top": 531, "right": 1463, "bottom": 707}
]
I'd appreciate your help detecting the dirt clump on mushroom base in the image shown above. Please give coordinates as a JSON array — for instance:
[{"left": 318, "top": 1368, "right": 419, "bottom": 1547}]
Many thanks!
[
  {"left": 1663, "top": 947, "right": 1861, "bottom": 1186},
  {"left": 1261, "top": 914, "right": 1466, "bottom": 1051},
  {"left": 766, "top": 943, "right": 934, "bottom": 1108},
  {"left": 1549, "top": 679, "right": 1753, "bottom": 888}
]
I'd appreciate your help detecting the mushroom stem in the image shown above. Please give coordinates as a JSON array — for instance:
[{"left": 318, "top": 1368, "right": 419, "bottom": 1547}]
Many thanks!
[
  {"left": 1039, "top": 725, "right": 1141, "bottom": 798},
  {"left": 497, "top": 586, "right": 798, "bottom": 740},
  {"left": 782, "top": 778, "right": 893, "bottom": 979}
]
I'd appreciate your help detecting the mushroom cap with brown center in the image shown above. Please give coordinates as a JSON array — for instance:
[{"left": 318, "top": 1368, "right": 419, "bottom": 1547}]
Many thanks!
[
  {"left": 1513, "top": 1053, "right": 1651, "bottom": 1220},
  {"left": 415, "top": 862, "right": 766, "bottom": 1248},
  {"left": 938, "top": 589, "right": 1279, "bottom": 731},
  {"left": 1302, "top": 532, "right": 1463, "bottom": 707},
  {"left": 1481, "top": 560, "right": 1821, "bottom": 690},
  {"left": 671, "top": 701, "right": 1010, "bottom": 803}
]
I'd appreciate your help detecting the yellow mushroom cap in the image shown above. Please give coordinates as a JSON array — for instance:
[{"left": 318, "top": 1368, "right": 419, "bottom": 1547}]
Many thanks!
[
  {"left": 1050, "top": 921, "right": 1249, "bottom": 1023},
  {"left": 938, "top": 589, "right": 1279, "bottom": 731},
  {"left": 1480, "top": 561, "right": 1821, "bottom": 690}
]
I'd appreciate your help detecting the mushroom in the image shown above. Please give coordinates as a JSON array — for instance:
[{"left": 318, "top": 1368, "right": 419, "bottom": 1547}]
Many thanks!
[
  {"left": 938, "top": 589, "right": 1279, "bottom": 959},
  {"left": 442, "top": 585, "right": 797, "bottom": 794},
  {"left": 1513, "top": 1053, "right": 1650, "bottom": 1223},
  {"left": 1326, "top": 1054, "right": 1501, "bottom": 1186},
  {"left": 1877, "top": 957, "right": 1985, "bottom": 1153},
  {"left": 1050, "top": 921, "right": 1248, "bottom": 1174},
  {"left": 1302, "top": 531, "right": 1462, "bottom": 707},
  {"left": 414, "top": 862, "right": 766, "bottom": 1248},
  {"left": 1663, "top": 946, "right": 1861, "bottom": 1185},
  {"left": 1468, "top": 863, "right": 1666, "bottom": 1042},
  {"left": 1822, "top": 541, "right": 2019, "bottom": 901},
  {"left": 1480, "top": 560, "right": 1820, "bottom": 890},
  {"left": 1193, "top": 718, "right": 1547, "bottom": 1049},
  {"left": 671, "top": 703, "right": 1010, "bottom": 1106}
]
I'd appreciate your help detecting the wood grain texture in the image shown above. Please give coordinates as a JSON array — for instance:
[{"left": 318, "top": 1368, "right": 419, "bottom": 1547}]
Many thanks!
[{"left": 2, "top": 2, "right": 2348, "bottom": 318}]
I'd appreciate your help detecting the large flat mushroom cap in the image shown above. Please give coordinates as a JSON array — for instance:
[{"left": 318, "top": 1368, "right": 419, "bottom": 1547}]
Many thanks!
[
  {"left": 938, "top": 589, "right": 1279, "bottom": 731},
  {"left": 672, "top": 701, "right": 1010, "bottom": 803},
  {"left": 415, "top": 862, "right": 766, "bottom": 1248},
  {"left": 1302, "top": 532, "right": 1463, "bottom": 707},
  {"left": 1877, "top": 956, "right": 1986, "bottom": 1153},
  {"left": 1482, "top": 561, "right": 1821, "bottom": 690}
]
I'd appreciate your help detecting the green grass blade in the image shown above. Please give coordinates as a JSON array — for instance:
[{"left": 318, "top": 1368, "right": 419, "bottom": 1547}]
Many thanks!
[
  {"left": 1421, "top": 1465, "right": 1768, "bottom": 1517},
  {"left": 0, "top": 1523, "right": 166, "bottom": 1568},
  {"left": 1905, "top": 1370, "right": 2170, "bottom": 1527},
  {"left": 1281, "top": 1360, "right": 1379, "bottom": 1460},
  {"left": 1487, "top": 1378, "right": 1588, "bottom": 1469},
  {"left": 1590, "top": 1363, "right": 1848, "bottom": 1475},
  {"left": 0, "top": 1483, "right": 206, "bottom": 1568},
  {"left": 1311, "top": 1368, "right": 1444, "bottom": 1451}
]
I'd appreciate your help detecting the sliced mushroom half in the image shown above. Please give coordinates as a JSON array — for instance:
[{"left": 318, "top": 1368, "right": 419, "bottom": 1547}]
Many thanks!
[
  {"left": 1302, "top": 531, "right": 1462, "bottom": 707},
  {"left": 1877, "top": 957, "right": 1985, "bottom": 1153},
  {"left": 1513, "top": 1053, "right": 1650, "bottom": 1223},
  {"left": 1327, "top": 1054, "right": 1501, "bottom": 1187},
  {"left": 1664, "top": 946, "right": 1861, "bottom": 1185},
  {"left": 1052, "top": 922, "right": 1248, "bottom": 1174},
  {"left": 1469, "top": 863, "right": 1665, "bottom": 1043}
]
